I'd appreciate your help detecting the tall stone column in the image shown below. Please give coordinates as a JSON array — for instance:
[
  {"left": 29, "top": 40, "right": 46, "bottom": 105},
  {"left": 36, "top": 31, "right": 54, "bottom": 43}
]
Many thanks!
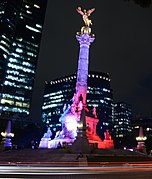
[
  {"left": 71, "top": 28, "right": 95, "bottom": 154},
  {"left": 76, "top": 31, "right": 95, "bottom": 105}
]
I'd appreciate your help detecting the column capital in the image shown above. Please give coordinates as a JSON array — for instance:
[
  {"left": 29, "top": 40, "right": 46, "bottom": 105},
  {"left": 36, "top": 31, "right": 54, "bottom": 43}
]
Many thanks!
[{"left": 76, "top": 32, "right": 95, "bottom": 47}]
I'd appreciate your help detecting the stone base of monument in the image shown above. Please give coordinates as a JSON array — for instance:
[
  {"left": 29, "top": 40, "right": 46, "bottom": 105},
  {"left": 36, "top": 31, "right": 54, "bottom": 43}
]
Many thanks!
[
  {"left": 39, "top": 138, "right": 51, "bottom": 148},
  {"left": 39, "top": 135, "right": 75, "bottom": 149},
  {"left": 87, "top": 138, "right": 114, "bottom": 149},
  {"left": 48, "top": 138, "right": 75, "bottom": 149},
  {"left": 86, "top": 116, "right": 114, "bottom": 149},
  {"left": 100, "top": 140, "right": 114, "bottom": 149},
  {"left": 69, "top": 131, "right": 90, "bottom": 154}
]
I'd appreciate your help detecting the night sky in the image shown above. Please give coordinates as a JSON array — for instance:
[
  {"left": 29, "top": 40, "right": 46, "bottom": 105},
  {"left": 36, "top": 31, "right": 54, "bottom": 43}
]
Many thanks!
[{"left": 30, "top": 0, "right": 152, "bottom": 120}]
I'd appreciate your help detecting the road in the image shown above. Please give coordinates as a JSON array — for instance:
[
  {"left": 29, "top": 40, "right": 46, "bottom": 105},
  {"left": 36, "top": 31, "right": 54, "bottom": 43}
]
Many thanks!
[{"left": 0, "top": 163, "right": 152, "bottom": 178}]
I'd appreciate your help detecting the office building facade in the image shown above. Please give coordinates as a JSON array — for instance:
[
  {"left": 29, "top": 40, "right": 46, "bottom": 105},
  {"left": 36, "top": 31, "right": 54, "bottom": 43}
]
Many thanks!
[
  {"left": 113, "top": 102, "right": 132, "bottom": 147},
  {"left": 42, "top": 71, "right": 113, "bottom": 138},
  {"left": 0, "top": 0, "right": 47, "bottom": 121}
]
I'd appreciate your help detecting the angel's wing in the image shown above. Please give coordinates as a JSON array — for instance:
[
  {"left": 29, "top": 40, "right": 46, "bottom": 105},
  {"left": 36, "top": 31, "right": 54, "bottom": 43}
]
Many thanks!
[
  {"left": 76, "top": 7, "right": 84, "bottom": 16},
  {"left": 87, "top": 8, "right": 95, "bottom": 16}
]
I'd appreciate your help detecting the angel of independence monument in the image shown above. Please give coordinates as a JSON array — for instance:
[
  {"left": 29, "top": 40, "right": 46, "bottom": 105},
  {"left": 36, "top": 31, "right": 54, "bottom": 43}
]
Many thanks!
[{"left": 39, "top": 7, "right": 114, "bottom": 150}]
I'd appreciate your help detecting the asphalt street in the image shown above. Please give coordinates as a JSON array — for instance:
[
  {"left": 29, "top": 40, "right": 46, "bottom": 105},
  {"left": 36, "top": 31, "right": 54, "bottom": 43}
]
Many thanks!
[{"left": 0, "top": 164, "right": 152, "bottom": 178}]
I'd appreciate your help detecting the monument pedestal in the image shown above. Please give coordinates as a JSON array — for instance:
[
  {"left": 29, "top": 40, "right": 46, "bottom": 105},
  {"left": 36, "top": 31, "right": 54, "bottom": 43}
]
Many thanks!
[
  {"left": 86, "top": 116, "right": 114, "bottom": 149},
  {"left": 70, "top": 131, "right": 90, "bottom": 154},
  {"left": 48, "top": 138, "right": 75, "bottom": 149},
  {"left": 39, "top": 127, "right": 52, "bottom": 148},
  {"left": 70, "top": 109, "right": 90, "bottom": 153},
  {"left": 39, "top": 138, "right": 51, "bottom": 148}
]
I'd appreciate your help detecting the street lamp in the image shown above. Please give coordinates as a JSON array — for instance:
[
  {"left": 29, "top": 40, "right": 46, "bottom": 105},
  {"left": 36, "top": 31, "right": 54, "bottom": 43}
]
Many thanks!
[
  {"left": 136, "top": 126, "right": 147, "bottom": 154},
  {"left": 1, "top": 120, "right": 14, "bottom": 150}
]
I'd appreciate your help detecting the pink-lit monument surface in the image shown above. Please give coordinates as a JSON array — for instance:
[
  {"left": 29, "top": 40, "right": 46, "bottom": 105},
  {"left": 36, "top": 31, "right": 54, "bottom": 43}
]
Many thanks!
[{"left": 39, "top": 7, "right": 114, "bottom": 150}]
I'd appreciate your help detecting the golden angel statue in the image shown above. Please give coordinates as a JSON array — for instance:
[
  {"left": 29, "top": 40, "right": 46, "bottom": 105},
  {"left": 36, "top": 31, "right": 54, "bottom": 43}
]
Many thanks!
[{"left": 76, "top": 7, "right": 95, "bottom": 27}]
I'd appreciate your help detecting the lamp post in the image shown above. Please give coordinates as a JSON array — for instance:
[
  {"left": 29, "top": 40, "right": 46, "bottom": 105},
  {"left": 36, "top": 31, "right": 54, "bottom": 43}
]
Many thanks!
[
  {"left": 136, "top": 126, "right": 147, "bottom": 154},
  {"left": 1, "top": 120, "right": 14, "bottom": 150}
]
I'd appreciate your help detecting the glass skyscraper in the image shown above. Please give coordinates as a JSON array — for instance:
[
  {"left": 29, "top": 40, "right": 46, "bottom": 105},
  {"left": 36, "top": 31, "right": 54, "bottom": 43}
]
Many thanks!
[
  {"left": 113, "top": 102, "right": 132, "bottom": 148},
  {"left": 0, "top": 0, "right": 47, "bottom": 121},
  {"left": 42, "top": 71, "right": 113, "bottom": 138}
]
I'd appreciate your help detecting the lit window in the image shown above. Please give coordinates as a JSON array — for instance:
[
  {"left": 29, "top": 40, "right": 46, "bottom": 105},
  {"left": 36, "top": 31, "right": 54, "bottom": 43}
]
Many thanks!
[
  {"left": 34, "top": 4, "right": 40, "bottom": 8},
  {"left": 18, "top": 38, "right": 23, "bottom": 41},
  {"left": 8, "top": 58, "right": 17, "bottom": 63},
  {"left": 0, "top": 40, "right": 9, "bottom": 47},
  {"left": 0, "top": 11, "right": 4, "bottom": 14},
  {"left": 0, "top": 45, "right": 9, "bottom": 53},
  {"left": 42, "top": 103, "right": 63, "bottom": 110},
  {"left": 23, "top": 61, "right": 32, "bottom": 67},
  {"left": 16, "top": 48, "right": 23, "bottom": 53},
  {"left": 100, "top": 100, "right": 104, "bottom": 103},
  {"left": 27, "top": 52, "right": 36, "bottom": 57},
  {"left": 3, "top": 54, "right": 7, "bottom": 59},
  {"left": 2, "top": 35, "right": 7, "bottom": 39},
  {"left": 134, "top": 126, "right": 139, "bottom": 129},
  {"left": 26, "top": 10, "right": 32, "bottom": 14},
  {"left": 36, "top": 24, "right": 42, "bottom": 28},
  {"left": 1, "top": 99, "right": 14, "bottom": 105},
  {"left": 103, "top": 122, "right": 109, "bottom": 126},
  {"left": 103, "top": 88, "right": 108, "bottom": 92},
  {"left": 25, "top": 5, "right": 30, "bottom": 8},
  {"left": 15, "top": 102, "right": 22, "bottom": 107},
  {"left": 8, "top": 63, "right": 35, "bottom": 73},
  {"left": 26, "top": 25, "right": 41, "bottom": 33}
]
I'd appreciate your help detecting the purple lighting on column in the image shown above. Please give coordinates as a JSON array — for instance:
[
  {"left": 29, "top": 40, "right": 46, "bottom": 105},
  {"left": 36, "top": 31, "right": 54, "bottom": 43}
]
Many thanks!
[{"left": 76, "top": 32, "right": 95, "bottom": 105}]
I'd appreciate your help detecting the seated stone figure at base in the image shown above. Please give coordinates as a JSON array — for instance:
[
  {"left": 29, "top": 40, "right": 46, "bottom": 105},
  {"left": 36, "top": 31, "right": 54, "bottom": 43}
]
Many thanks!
[{"left": 104, "top": 130, "right": 111, "bottom": 140}]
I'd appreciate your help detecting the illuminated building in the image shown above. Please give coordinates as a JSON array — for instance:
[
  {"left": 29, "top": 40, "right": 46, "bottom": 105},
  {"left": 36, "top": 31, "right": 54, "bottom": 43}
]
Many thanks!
[
  {"left": 42, "top": 71, "right": 113, "bottom": 138},
  {"left": 113, "top": 102, "right": 132, "bottom": 147},
  {"left": 0, "top": 0, "right": 47, "bottom": 121}
]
